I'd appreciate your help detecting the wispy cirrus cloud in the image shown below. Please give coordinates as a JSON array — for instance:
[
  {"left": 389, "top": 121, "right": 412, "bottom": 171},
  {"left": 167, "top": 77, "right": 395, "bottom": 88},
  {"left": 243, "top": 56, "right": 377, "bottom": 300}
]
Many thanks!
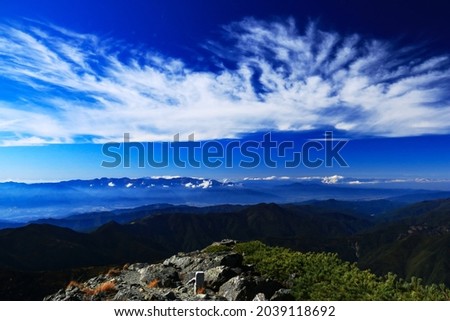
[{"left": 0, "top": 18, "right": 449, "bottom": 146}]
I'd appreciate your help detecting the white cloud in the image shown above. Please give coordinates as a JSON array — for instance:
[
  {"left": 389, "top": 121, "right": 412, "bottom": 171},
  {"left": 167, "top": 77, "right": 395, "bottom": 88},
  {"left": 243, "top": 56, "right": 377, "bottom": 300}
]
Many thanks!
[
  {"left": 0, "top": 19, "right": 449, "bottom": 146},
  {"left": 321, "top": 175, "right": 344, "bottom": 184},
  {"left": 243, "top": 176, "right": 278, "bottom": 181}
]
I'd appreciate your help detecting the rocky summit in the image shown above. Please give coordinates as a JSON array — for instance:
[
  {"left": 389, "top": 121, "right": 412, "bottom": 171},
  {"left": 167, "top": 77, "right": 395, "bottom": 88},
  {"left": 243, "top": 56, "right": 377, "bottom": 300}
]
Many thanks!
[{"left": 44, "top": 240, "right": 293, "bottom": 301}]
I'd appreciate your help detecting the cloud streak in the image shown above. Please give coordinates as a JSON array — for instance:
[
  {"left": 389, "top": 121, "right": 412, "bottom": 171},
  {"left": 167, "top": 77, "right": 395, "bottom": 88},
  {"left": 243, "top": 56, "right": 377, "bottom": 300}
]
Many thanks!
[{"left": 0, "top": 18, "right": 449, "bottom": 146}]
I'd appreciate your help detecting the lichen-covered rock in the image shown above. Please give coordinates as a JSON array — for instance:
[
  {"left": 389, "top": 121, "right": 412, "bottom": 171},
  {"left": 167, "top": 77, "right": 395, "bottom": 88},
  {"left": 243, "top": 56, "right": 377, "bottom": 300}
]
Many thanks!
[
  {"left": 139, "top": 264, "right": 180, "bottom": 288},
  {"left": 270, "top": 288, "right": 295, "bottom": 301},
  {"left": 204, "top": 266, "right": 237, "bottom": 291},
  {"left": 44, "top": 240, "right": 288, "bottom": 301},
  {"left": 218, "top": 275, "right": 282, "bottom": 301},
  {"left": 253, "top": 293, "right": 266, "bottom": 301}
]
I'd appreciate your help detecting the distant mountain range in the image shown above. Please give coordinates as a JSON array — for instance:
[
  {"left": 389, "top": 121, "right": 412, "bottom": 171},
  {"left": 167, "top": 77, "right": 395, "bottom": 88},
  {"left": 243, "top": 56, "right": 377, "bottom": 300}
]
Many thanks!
[
  {"left": 0, "top": 198, "right": 449, "bottom": 280},
  {"left": 0, "top": 195, "right": 449, "bottom": 300},
  {"left": 355, "top": 199, "right": 450, "bottom": 285},
  {"left": 0, "top": 202, "right": 372, "bottom": 271},
  {"left": 1, "top": 176, "right": 450, "bottom": 223},
  {"left": 0, "top": 175, "right": 449, "bottom": 300}
]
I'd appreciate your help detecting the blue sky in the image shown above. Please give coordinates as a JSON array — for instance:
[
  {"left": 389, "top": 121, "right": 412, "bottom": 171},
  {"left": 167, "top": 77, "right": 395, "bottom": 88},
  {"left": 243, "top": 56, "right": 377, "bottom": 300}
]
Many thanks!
[{"left": 0, "top": 0, "right": 449, "bottom": 182}]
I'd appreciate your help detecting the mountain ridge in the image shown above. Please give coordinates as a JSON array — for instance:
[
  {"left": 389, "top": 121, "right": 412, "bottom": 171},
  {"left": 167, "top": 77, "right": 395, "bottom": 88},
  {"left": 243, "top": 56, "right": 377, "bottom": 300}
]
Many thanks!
[
  {"left": 1, "top": 199, "right": 449, "bottom": 283},
  {"left": 2, "top": 175, "right": 450, "bottom": 224}
]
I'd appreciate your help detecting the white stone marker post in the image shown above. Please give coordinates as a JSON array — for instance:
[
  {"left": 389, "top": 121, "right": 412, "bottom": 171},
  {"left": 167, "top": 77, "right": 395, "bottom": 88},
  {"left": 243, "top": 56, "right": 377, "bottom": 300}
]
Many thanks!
[{"left": 194, "top": 271, "right": 205, "bottom": 294}]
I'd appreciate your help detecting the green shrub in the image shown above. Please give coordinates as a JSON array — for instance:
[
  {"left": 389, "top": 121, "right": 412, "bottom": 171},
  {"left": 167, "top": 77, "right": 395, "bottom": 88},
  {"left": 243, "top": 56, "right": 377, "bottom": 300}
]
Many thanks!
[
  {"left": 203, "top": 244, "right": 232, "bottom": 254},
  {"left": 233, "top": 241, "right": 450, "bottom": 301}
]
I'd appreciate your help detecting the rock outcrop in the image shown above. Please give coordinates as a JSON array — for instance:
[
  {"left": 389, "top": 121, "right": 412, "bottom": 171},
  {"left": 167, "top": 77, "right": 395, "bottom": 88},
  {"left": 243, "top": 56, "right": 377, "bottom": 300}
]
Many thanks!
[{"left": 44, "top": 240, "right": 293, "bottom": 301}]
